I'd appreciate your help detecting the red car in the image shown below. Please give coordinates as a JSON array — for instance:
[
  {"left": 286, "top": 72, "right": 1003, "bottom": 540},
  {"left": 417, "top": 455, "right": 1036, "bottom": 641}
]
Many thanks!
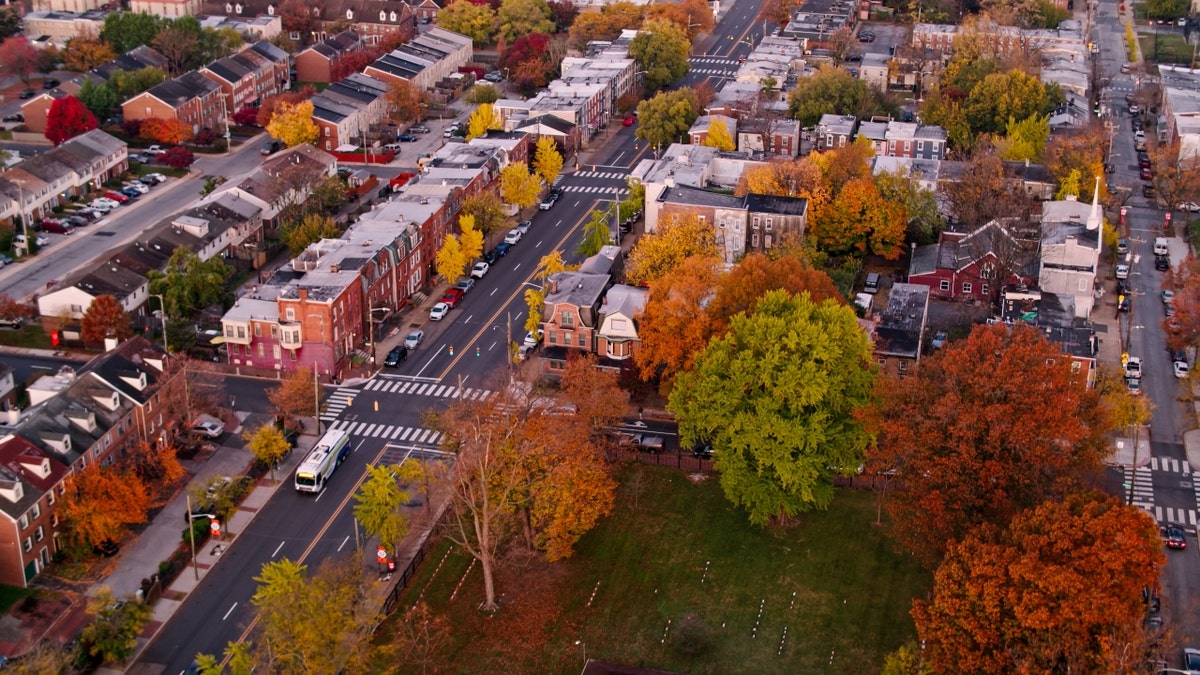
[
  {"left": 623, "top": 114, "right": 635, "bottom": 127},
  {"left": 104, "top": 190, "right": 129, "bottom": 203},
  {"left": 39, "top": 218, "right": 75, "bottom": 235},
  {"left": 441, "top": 288, "right": 465, "bottom": 308}
]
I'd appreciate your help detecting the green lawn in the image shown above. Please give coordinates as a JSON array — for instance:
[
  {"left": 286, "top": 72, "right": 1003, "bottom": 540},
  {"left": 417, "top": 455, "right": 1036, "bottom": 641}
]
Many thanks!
[
  {"left": 1140, "top": 32, "right": 1195, "bottom": 65},
  {"left": 0, "top": 585, "right": 34, "bottom": 614},
  {"left": 0, "top": 324, "right": 52, "bottom": 349},
  {"left": 385, "top": 467, "right": 929, "bottom": 674}
]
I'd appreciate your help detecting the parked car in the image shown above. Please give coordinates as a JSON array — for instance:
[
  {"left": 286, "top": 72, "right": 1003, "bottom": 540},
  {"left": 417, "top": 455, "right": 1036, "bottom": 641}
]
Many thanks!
[
  {"left": 39, "top": 219, "right": 75, "bottom": 235},
  {"left": 1164, "top": 289, "right": 1176, "bottom": 304},
  {"left": 145, "top": 144, "right": 166, "bottom": 155},
  {"left": 17, "top": 89, "right": 34, "bottom": 99},
  {"left": 523, "top": 329, "right": 544, "bottom": 348},
  {"left": 14, "top": 233, "right": 48, "bottom": 248},
  {"left": 404, "top": 330, "right": 425, "bottom": 349},
  {"left": 42, "top": 78, "right": 59, "bottom": 89},
  {"left": 123, "top": 181, "right": 149, "bottom": 195},
  {"left": 454, "top": 277, "right": 476, "bottom": 294},
  {"left": 516, "top": 220, "right": 532, "bottom": 234},
  {"left": 93, "top": 539, "right": 119, "bottom": 557},
  {"left": 104, "top": 190, "right": 130, "bottom": 204},
  {"left": 63, "top": 215, "right": 89, "bottom": 228},
  {"left": 483, "top": 249, "right": 500, "bottom": 264},
  {"left": 429, "top": 302, "right": 450, "bottom": 321},
  {"left": 1126, "top": 356, "right": 1143, "bottom": 379},
  {"left": 484, "top": 72, "right": 504, "bottom": 82},
  {"left": 1115, "top": 264, "right": 1129, "bottom": 279},
  {"left": 1118, "top": 296, "right": 1130, "bottom": 313},
  {"left": 1141, "top": 167, "right": 1154, "bottom": 180},
  {"left": 1175, "top": 360, "right": 1190, "bottom": 378},
  {"left": 398, "top": 133, "right": 417, "bottom": 142},
  {"left": 191, "top": 418, "right": 224, "bottom": 438},
  {"left": 495, "top": 242, "right": 512, "bottom": 256},
  {"left": 471, "top": 261, "right": 490, "bottom": 278},
  {"left": 504, "top": 228, "right": 522, "bottom": 245},
  {"left": 119, "top": 187, "right": 142, "bottom": 200},
  {"left": 539, "top": 193, "right": 558, "bottom": 210},
  {"left": 1184, "top": 648, "right": 1200, "bottom": 673},
  {"left": 410, "top": 124, "right": 430, "bottom": 133},
  {"left": 143, "top": 173, "right": 167, "bottom": 184},
  {"left": 1178, "top": 201, "right": 1200, "bottom": 212},
  {"left": 931, "top": 331, "right": 948, "bottom": 349},
  {"left": 0, "top": 253, "right": 13, "bottom": 266},
  {"left": 1143, "top": 184, "right": 1156, "bottom": 199},
  {"left": 88, "top": 200, "right": 114, "bottom": 212},
  {"left": 1117, "top": 238, "right": 1129, "bottom": 254},
  {"left": 1156, "top": 255, "right": 1171, "bottom": 271},
  {"left": 1127, "top": 376, "right": 1142, "bottom": 395},
  {"left": 384, "top": 346, "right": 408, "bottom": 367},
  {"left": 623, "top": 114, "right": 635, "bottom": 126},
  {"left": 1, "top": 113, "right": 22, "bottom": 122},
  {"left": 261, "top": 139, "right": 283, "bottom": 155},
  {"left": 441, "top": 288, "right": 465, "bottom": 308}
]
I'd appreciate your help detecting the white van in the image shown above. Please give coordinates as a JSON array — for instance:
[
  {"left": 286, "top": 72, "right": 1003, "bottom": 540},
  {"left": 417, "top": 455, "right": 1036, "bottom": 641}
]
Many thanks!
[
  {"left": 864, "top": 272, "right": 881, "bottom": 294},
  {"left": 1154, "top": 237, "right": 1169, "bottom": 256}
]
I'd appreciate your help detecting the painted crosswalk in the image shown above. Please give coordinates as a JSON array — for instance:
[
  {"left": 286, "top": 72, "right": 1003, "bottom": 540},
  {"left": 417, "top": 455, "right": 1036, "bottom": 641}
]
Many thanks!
[
  {"left": 1149, "top": 456, "right": 1191, "bottom": 473},
  {"left": 689, "top": 56, "right": 739, "bottom": 65},
  {"left": 1125, "top": 466, "right": 1155, "bottom": 514},
  {"left": 319, "top": 387, "right": 359, "bottom": 421},
  {"left": 572, "top": 170, "right": 629, "bottom": 180},
  {"left": 327, "top": 418, "right": 444, "bottom": 446},
  {"left": 360, "top": 377, "right": 494, "bottom": 400},
  {"left": 1154, "top": 506, "right": 1198, "bottom": 526},
  {"left": 561, "top": 185, "right": 629, "bottom": 196}
]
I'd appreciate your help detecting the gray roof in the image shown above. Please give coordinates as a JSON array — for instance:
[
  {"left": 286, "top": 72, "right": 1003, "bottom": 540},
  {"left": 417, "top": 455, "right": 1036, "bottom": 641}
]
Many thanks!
[
  {"left": 909, "top": 243, "right": 940, "bottom": 276},
  {"left": 745, "top": 193, "right": 808, "bottom": 216},
  {"left": 658, "top": 184, "right": 745, "bottom": 208},
  {"left": 249, "top": 39, "right": 288, "bottom": 64},
  {"left": 144, "top": 71, "right": 220, "bottom": 108},
  {"left": 874, "top": 283, "right": 928, "bottom": 359},
  {"left": 546, "top": 271, "right": 610, "bottom": 309}
]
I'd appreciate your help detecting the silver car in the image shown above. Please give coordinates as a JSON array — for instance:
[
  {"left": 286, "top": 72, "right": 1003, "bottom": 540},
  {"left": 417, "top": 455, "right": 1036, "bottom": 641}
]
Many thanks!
[{"left": 404, "top": 330, "right": 425, "bottom": 349}]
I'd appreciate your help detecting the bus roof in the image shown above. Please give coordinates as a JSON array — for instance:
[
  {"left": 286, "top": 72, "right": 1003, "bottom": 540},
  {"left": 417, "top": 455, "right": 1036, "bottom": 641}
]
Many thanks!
[{"left": 297, "top": 429, "right": 349, "bottom": 474}]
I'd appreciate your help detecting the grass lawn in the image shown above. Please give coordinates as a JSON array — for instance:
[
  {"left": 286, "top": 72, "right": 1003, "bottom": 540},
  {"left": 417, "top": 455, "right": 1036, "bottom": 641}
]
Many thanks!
[
  {"left": 0, "top": 585, "right": 34, "bottom": 614},
  {"left": 383, "top": 466, "right": 929, "bottom": 674},
  {"left": 0, "top": 324, "right": 52, "bottom": 349},
  {"left": 1140, "top": 32, "right": 1195, "bottom": 65}
]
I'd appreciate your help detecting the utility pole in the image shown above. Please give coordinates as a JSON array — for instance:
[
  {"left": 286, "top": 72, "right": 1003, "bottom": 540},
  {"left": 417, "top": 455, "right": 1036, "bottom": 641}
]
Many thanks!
[{"left": 313, "top": 366, "right": 322, "bottom": 434}]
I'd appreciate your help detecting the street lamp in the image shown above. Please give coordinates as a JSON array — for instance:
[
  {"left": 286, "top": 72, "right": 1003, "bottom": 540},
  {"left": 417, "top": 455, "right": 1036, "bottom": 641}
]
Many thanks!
[
  {"left": 148, "top": 293, "right": 169, "bottom": 352},
  {"left": 367, "top": 305, "right": 389, "bottom": 366}
]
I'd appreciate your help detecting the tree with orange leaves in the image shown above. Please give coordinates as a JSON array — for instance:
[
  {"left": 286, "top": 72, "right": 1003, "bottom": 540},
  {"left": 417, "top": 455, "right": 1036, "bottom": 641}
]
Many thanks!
[
  {"left": 647, "top": 0, "right": 713, "bottom": 39},
  {"left": 708, "top": 253, "right": 843, "bottom": 331},
  {"left": 1165, "top": 253, "right": 1200, "bottom": 352},
  {"left": 559, "top": 353, "right": 627, "bottom": 434},
  {"left": 58, "top": 465, "right": 150, "bottom": 550},
  {"left": 914, "top": 491, "right": 1163, "bottom": 674},
  {"left": 865, "top": 323, "right": 1112, "bottom": 568},
  {"left": 813, "top": 176, "right": 908, "bottom": 259},
  {"left": 138, "top": 116, "right": 191, "bottom": 145},
  {"left": 634, "top": 254, "right": 721, "bottom": 394},
  {"left": 119, "top": 440, "right": 186, "bottom": 498}
]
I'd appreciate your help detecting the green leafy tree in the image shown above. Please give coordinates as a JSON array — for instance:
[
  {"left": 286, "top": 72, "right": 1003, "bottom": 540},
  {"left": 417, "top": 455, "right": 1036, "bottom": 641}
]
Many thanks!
[
  {"left": 77, "top": 587, "right": 151, "bottom": 665},
  {"left": 101, "top": 12, "right": 167, "bottom": 54},
  {"left": 1146, "top": 0, "right": 1188, "bottom": 18},
  {"left": 80, "top": 294, "right": 133, "bottom": 346},
  {"left": 108, "top": 66, "right": 167, "bottom": 98},
  {"left": 576, "top": 208, "right": 612, "bottom": 257},
  {"left": 497, "top": 0, "right": 556, "bottom": 43},
  {"left": 464, "top": 83, "right": 500, "bottom": 105},
  {"left": 199, "top": 26, "right": 245, "bottom": 63},
  {"left": 250, "top": 557, "right": 379, "bottom": 672},
  {"left": 245, "top": 424, "right": 291, "bottom": 482},
  {"left": 77, "top": 78, "right": 119, "bottom": 122},
  {"left": 873, "top": 168, "right": 944, "bottom": 243},
  {"left": 1056, "top": 168, "right": 1083, "bottom": 200},
  {"left": 701, "top": 118, "right": 735, "bottom": 150},
  {"left": 628, "top": 18, "right": 690, "bottom": 91},
  {"left": 788, "top": 65, "right": 881, "bottom": 127},
  {"left": 533, "top": 135, "right": 563, "bottom": 184},
  {"left": 963, "top": 70, "right": 1062, "bottom": 136},
  {"left": 282, "top": 213, "right": 340, "bottom": 256},
  {"left": 669, "top": 290, "right": 876, "bottom": 525},
  {"left": 146, "top": 247, "right": 232, "bottom": 319},
  {"left": 0, "top": 6, "right": 21, "bottom": 40},
  {"left": 995, "top": 114, "right": 1050, "bottom": 162},
  {"left": 353, "top": 464, "right": 411, "bottom": 554},
  {"left": 635, "top": 88, "right": 700, "bottom": 151},
  {"left": 499, "top": 162, "right": 541, "bottom": 209},
  {"left": 436, "top": 0, "right": 497, "bottom": 45}
]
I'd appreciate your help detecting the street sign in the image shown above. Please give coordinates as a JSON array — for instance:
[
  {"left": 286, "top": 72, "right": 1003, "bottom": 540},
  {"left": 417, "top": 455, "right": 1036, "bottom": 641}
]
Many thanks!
[
  {"left": 210, "top": 518, "right": 221, "bottom": 539},
  {"left": 376, "top": 545, "right": 387, "bottom": 561}
]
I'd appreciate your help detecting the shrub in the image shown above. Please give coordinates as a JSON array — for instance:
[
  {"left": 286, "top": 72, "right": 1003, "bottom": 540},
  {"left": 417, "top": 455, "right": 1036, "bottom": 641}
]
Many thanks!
[{"left": 161, "top": 146, "right": 194, "bottom": 169}]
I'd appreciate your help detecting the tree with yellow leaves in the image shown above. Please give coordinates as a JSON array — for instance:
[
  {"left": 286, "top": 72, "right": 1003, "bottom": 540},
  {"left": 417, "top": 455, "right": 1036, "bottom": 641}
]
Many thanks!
[
  {"left": 533, "top": 136, "right": 563, "bottom": 184},
  {"left": 702, "top": 118, "right": 735, "bottom": 151},
  {"left": 634, "top": 254, "right": 721, "bottom": 394},
  {"left": 524, "top": 251, "right": 571, "bottom": 333},
  {"left": 459, "top": 214, "right": 484, "bottom": 261},
  {"left": 435, "top": 231, "right": 469, "bottom": 283},
  {"left": 813, "top": 177, "right": 907, "bottom": 259},
  {"left": 626, "top": 213, "right": 719, "bottom": 285},
  {"left": 266, "top": 100, "right": 318, "bottom": 148},
  {"left": 500, "top": 162, "right": 541, "bottom": 210},
  {"left": 466, "top": 102, "right": 500, "bottom": 140}
]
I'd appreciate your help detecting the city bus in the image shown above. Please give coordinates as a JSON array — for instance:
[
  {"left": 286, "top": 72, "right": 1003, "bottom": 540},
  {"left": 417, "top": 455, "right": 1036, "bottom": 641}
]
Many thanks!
[{"left": 294, "top": 429, "right": 352, "bottom": 493}]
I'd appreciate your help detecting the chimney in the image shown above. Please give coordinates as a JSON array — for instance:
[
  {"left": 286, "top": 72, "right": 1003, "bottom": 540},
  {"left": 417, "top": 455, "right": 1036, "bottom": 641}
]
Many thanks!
[{"left": 299, "top": 288, "right": 308, "bottom": 301}]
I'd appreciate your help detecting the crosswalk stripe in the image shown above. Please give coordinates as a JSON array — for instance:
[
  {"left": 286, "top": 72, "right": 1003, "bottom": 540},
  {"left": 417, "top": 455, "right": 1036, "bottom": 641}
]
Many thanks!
[
  {"left": 365, "top": 424, "right": 380, "bottom": 436},
  {"left": 399, "top": 427, "right": 415, "bottom": 441},
  {"left": 417, "top": 383, "right": 432, "bottom": 395},
  {"left": 391, "top": 426, "right": 406, "bottom": 439},
  {"left": 417, "top": 429, "right": 433, "bottom": 443}
]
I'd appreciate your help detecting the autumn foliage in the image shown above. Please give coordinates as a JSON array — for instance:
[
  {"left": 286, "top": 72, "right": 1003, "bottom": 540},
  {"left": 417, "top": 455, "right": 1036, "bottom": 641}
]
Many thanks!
[
  {"left": 914, "top": 491, "right": 1163, "bottom": 674},
  {"left": 44, "top": 95, "right": 98, "bottom": 146},
  {"left": 58, "top": 465, "right": 151, "bottom": 549},
  {"left": 1165, "top": 254, "right": 1200, "bottom": 351},
  {"left": 138, "top": 116, "right": 191, "bottom": 145},
  {"left": 257, "top": 86, "right": 316, "bottom": 127},
  {"left": 625, "top": 213, "right": 719, "bottom": 285},
  {"left": 866, "top": 323, "right": 1112, "bottom": 567},
  {"left": 80, "top": 295, "right": 132, "bottom": 345}
]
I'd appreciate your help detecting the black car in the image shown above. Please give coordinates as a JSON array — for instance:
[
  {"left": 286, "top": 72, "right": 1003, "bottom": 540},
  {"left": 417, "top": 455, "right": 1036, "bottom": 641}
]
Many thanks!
[
  {"left": 1162, "top": 524, "right": 1187, "bottom": 549},
  {"left": 93, "top": 539, "right": 120, "bottom": 557},
  {"left": 692, "top": 442, "right": 714, "bottom": 459},
  {"left": 398, "top": 133, "right": 417, "bottom": 142},
  {"left": 17, "top": 89, "right": 34, "bottom": 99},
  {"left": 483, "top": 249, "right": 500, "bottom": 265},
  {"left": 1156, "top": 255, "right": 1171, "bottom": 271},
  {"left": 2, "top": 113, "right": 21, "bottom": 122},
  {"left": 384, "top": 345, "right": 408, "bottom": 367},
  {"left": 42, "top": 78, "right": 59, "bottom": 89}
]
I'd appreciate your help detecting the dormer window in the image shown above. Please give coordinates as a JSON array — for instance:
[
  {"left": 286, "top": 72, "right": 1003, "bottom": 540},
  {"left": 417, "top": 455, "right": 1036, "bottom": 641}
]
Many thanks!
[
  {"left": 380, "top": 10, "right": 386, "bottom": 20},
  {"left": 235, "top": 3, "right": 243, "bottom": 13},
  {"left": 225, "top": 2, "right": 232, "bottom": 11},
  {"left": 346, "top": 9, "right": 353, "bottom": 20},
  {"left": 267, "top": 3, "right": 274, "bottom": 14},
  {"left": 390, "top": 11, "right": 397, "bottom": 21},
  {"left": 311, "top": 6, "right": 319, "bottom": 15}
]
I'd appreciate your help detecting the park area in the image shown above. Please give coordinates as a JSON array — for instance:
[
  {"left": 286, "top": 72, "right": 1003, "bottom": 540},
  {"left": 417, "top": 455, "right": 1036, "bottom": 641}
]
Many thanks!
[{"left": 378, "top": 466, "right": 929, "bottom": 674}]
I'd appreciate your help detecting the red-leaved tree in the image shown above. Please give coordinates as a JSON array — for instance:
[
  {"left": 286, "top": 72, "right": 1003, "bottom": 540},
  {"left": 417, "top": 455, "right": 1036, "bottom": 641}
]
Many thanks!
[
  {"left": 80, "top": 294, "right": 132, "bottom": 345},
  {"left": 865, "top": 323, "right": 1112, "bottom": 568},
  {"left": 0, "top": 36, "right": 39, "bottom": 85},
  {"left": 45, "top": 95, "right": 99, "bottom": 146},
  {"left": 233, "top": 106, "right": 260, "bottom": 127},
  {"left": 161, "top": 146, "right": 194, "bottom": 169}
]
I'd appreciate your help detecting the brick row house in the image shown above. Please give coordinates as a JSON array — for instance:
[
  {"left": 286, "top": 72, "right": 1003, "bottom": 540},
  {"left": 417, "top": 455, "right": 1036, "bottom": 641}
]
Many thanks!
[
  {"left": 867, "top": 283, "right": 930, "bottom": 379},
  {"left": 199, "top": 41, "right": 291, "bottom": 115},
  {"left": 0, "top": 130, "right": 127, "bottom": 224},
  {"left": 363, "top": 28, "right": 475, "bottom": 93},
  {"left": 199, "top": 0, "right": 416, "bottom": 48},
  {"left": 310, "top": 73, "right": 391, "bottom": 153},
  {"left": 294, "top": 31, "right": 364, "bottom": 84},
  {"left": 122, "top": 71, "right": 224, "bottom": 136},
  {"left": 0, "top": 338, "right": 180, "bottom": 587}
]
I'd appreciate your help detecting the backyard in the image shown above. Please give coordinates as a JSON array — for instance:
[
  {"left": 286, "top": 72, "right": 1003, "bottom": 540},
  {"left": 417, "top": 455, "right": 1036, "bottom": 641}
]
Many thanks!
[{"left": 380, "top": 466, "right": 929, "bottom": 674}]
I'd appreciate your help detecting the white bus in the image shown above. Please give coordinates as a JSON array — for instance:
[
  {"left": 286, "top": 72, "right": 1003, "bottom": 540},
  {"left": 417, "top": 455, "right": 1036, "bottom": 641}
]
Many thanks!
[{"left": 294, "top": 429, "right": 352, "bottom": 493}]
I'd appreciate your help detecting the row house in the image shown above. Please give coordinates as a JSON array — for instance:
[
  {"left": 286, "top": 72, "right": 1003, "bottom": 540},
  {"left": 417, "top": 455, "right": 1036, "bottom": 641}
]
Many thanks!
[
  {"left": 0, "top": 130, "right": 127, "bottom": 223},
  {"left": 513, "top": 114, "right": 581, "bottom": 155},
  {"left": 199, "top": 41, "right": 291, "bottom": 115},
  {"left": 735, "top": 117, "right": 801, "bottom": 158},
  {"left": 310, "top": 73, "right": 391, "bottom": 153},
  {"left": 560, "top": 56, "right": 638, "bottom": 116},
  {"left": 0, "top": 337, "right": 178, "bottom": 587},
  {"left": 817, "top": 114, "right": 858, "bottom": 150},
  {"left": 869, "top": 283, "right": 930, "bottom": 379},
  {"left": 656, "top": 184, "right": 808, "bottom": 263},
  {"left": 132, "top": 0, "right": 201, "bottom": 16},
  {"left": 21, "top": 89, "right": 74, "bottom": 135},
  {"left": 93, "top": 45, "right": 171, "bottom": 82},
  {"left": 122, "top": 71, "right": 224, "bottom": 136},
  {"left": 363, "top": 28, "right": 474, "bottom": 92},
  {"left": 208, "top": 143, "right": 339, "bottom": 234},
  {"left": 911, "top": 20, "right": 1085, "bottom": 57},
  {"left": 527, "top": 82, "right": 606, "bottom": 141},
  {"left": 882, "top": 122, "right": 948, "bottom": 160},
  {"left": 1159, "top": 66, "right": 1200, "bottom": 166},
  {"left": 196, "top": 14, "right": 283, "bottom": 41},
  {"left": 1038, "top": 192, "right": 1103, "bottom": 319},
  {"left": 294, "top": 31, "right": 364, "bottom": 84},
  {"left": 196, "top": 0, "right": 414, "bottom": 46},
  {"left": 907, "top": 219, "right": 1038, "bottom": 304},
  {"left": 997, "top": 288, "right": 1100, "bottom": 386},
  {"left": 634, "top": 143, "right": 770, "bottom": 234}
]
